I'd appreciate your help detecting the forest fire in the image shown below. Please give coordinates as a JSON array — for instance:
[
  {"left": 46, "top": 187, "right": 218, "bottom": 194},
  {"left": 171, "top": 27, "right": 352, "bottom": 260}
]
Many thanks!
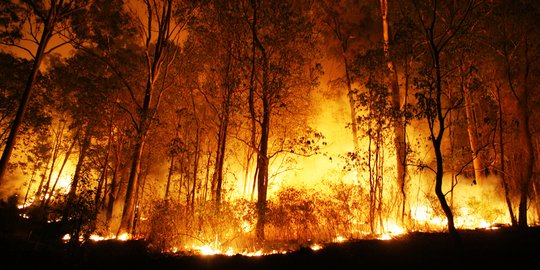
[{"left": 0, "top": 0, "right": 539, "bottom": 268}]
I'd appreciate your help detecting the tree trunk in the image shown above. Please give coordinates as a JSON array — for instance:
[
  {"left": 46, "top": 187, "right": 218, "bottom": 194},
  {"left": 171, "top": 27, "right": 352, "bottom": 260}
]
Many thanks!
[
  {"left": 495, "top": 85, "right": 517, "bottom": 226},
  {"left": 66, "top": 131, "right": 91, "bottom": 207},
  {"left": 95, "top": 124, "right": 114, "bottom": 210},
  {"left": 117, "top": 137, "right": 145, "bottom": 235},
  {"left": 433, "top": 51, "right": 460, "bottom": 244},
  {"left": 40, "top": 120, "right": 67, "bottom": 206},
  {"left": 380, "top": 0, "right": 407, "bottom": 224},
  {"left": 44, "top": 134, "right": 76, "bottom": 208},
  {"left": 461, "top": 63, "right": 486, "bottom": 185},
  {"left": 106, "top": 131, "right": 124, "bottom": 228},
  {"left": 213, "top": 62, "right": 233, "bottom": 209},
  {"left": 118, "top": 0, "right": 175, "bottom": 235},
  {"left": 165, "top": 155, "right": 175, "bottom": 200},
  {"left": 255, "top": 105, "right": 270, "bottom": 243},
  {"left": 516, "top": 99, "right": 533, "bottom": 228},
  {"left": 0, "top": 12, "right": 56, "bottom": 183},
  {"left": 213, "top": 119, "right": 228, "bottom": 209},
  {"left": 191, "top": 126, "right": 200, "bottom": 213}
]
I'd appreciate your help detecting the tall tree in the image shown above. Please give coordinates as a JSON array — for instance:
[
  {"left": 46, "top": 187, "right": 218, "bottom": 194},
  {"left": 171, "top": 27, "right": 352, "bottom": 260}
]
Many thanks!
[
  {"left": 411, "top": 0, "right": 478, "bottom": 243},
  {"left": 0, "top": 0, "right": 86, "bottom": 184},
  {"left": 116, "top": 0, "right": 196, "bottom": 236},
  {"left": 483, "top": 0, "right": 539, "bottom": 228},
  {"left": 379, "top": 0, "right": 408, "bottom": 224},
  {"left": 248, "top": 0, "right": 318, "bottom": 243}
]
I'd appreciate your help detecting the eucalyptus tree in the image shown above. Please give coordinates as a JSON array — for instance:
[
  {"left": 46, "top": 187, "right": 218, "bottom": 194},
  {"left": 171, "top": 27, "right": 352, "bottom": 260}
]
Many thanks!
[
  {"left": 409, "top": 0, "right": 480, "bottom": 243},
  {"left": 247, "top": 0, "right": 320, "bottom": 242},
  {"left": 0, "top": 0, "right": 88, "bottom": 184},
  {"left": 378, "top": 0, "right": 408, "bottom": 224},
  {"left": 113, "top": 0, "right": 198, "bottom": 236},
  {"left": 480, "top": 0, "right": 540, "bottom": 228},
  {"left": 353, "top": 49, "right": 395, "bottom": 234},
  {"left": 189, "top": 1, "right": 249, "bottom": 209},
  {"left": 316, "top": 0, "right": 378, "bottom": 184},
  {"left": 0, "top": 52, "right": 53, "bottom": 196}
]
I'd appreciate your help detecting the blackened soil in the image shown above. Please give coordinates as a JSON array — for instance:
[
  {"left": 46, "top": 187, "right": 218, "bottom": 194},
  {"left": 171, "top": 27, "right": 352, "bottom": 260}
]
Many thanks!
[{"left": 2, "top": 227, "right": 540, "bottom": 270}]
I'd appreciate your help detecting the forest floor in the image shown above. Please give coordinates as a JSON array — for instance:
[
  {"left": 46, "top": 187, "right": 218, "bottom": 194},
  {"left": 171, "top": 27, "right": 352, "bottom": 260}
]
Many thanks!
[{"left": 1, "top": 225, "right": 540, "bottom": 270}]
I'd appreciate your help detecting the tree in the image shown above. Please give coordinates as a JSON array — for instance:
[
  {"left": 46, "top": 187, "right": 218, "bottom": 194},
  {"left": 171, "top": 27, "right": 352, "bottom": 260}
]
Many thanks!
[
  {"left": 0, "top": 0, "right": 87, "bottom": 184},
  {"left": 115, "top": 0, "right": 196, "bottom": 236},
  {"left": 379, "top": 0, "right": 408, "bottom": 225},
  {"left": 410, "top": 0, "right": 478, "bottom": 243},
  {"left": 482, "top": 0, "right": 539, "bottom": 228},
  {"left": 248, "top": 0, "right": 319, "bottom": 243}
]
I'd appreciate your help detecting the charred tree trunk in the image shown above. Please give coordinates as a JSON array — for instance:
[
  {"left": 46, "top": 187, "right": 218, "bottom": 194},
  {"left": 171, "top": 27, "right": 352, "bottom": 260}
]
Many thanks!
[{"left": 213, "top": 119, "right": 228, "bottom": 209}]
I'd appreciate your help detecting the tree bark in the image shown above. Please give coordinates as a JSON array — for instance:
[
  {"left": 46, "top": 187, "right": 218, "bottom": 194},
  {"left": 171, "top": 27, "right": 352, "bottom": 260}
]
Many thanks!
[
  {"left": 118, "top": 0, "right": 175, "bottom": 236},
  {"left": 460, "top": 62, "right": 486, "bottom": 185},
  {"left": 380, "top": 0, "right": 407, "bottom": 224},
  {"left": 495, "top": 85, "right": 517, "bottom": 226},
  {"left": 0, "top": 1, "right": 61, "bottom": 183}
]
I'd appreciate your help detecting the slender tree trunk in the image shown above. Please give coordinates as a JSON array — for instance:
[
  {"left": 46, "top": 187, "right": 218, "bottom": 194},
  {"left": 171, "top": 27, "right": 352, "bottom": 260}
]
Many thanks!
[
  {"left": 516, "top": 100, "right": 533, "bottom": 228},
  {"left": 460, "top": 62, "right": 485, "bottom": 185},
  {"left": 118, "top": 137, "right": 145, "bottom": 235},
  {"left": 41, "top": 120, "right": 67, "bottom": 206},
  {"left": 165, "top": 155, "right": 175, "bottom": 200},
  {"left": 96, "top": 124, "right": 114, "bottom": 210},
  {"left": 118, "top": 0, "right": 174, "bottom": 236},
  {"left": 213, "top": 120, "right": 227, "bottom": 209},
  {"left": 106, "top": 132, "right": 123, "bottom": 228},
  {"left": 247, "top": 0, "right": 258, "bottom": 199},
  {"left": 380, "top": 0, "right": 407, "bottom": 224},
  {"left": 255, "top": 105, "right": 269, "bottom": 243},
  {"left": 204, "top": 150, "right": 211, "bottom": 201},
  {"left": 44, "top": 135, "right": 76, "bottom": 208},
  {"left": 432, "top": 51, "right": 460, "bottom": 244},
  {"left": 213, "top": 73, "right": 233, "bottom": 209},
  {"left": 24, "top": 164, "right": 40, "bottom": 207},
  {"left": 0, "top": 10, "right": 57, "bottom": 183},
  {"left": 191, "top": 127, "right": 200, "bottom": 213},
  {"left": 251, "top": 1, "right": 270, "bottom": 240},
  {"left": 66, "top": 131, "right": 91, "bottom": 207},
  {"left": 495, "top": 85, "right": 517, "bottom": 226}
]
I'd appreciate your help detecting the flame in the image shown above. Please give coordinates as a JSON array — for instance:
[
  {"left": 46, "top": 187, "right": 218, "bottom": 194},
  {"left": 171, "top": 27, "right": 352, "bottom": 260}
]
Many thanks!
[{"left": 15, "top": 78, "right": 514, "bottom": 257}]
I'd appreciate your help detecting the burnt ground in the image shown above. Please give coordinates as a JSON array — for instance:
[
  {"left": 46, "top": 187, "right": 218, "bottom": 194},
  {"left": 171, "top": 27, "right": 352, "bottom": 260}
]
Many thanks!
[{"left": 1, "top": 226, "right": 540, "bottom": 270}]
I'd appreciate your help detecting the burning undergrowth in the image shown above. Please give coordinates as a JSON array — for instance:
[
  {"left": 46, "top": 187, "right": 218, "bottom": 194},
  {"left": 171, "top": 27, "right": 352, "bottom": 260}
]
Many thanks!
[
  {"left": 88, "top": 178, "right": 510, "bottom": 256},
  {"left": 1, "top": 172, "right": 515, "bottom": 257}
]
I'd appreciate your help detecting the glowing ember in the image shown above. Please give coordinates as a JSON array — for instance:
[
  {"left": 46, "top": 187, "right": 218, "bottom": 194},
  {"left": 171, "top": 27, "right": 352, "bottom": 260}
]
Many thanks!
[
  {"left": 117, "top": 233, "right": 130, "bottom": 241},
  {"left": 310, "top": 244, "right": 323, "bottom": 251},
  {"left": 334, "top": 236, "right": 346, "bottom": 243}
]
